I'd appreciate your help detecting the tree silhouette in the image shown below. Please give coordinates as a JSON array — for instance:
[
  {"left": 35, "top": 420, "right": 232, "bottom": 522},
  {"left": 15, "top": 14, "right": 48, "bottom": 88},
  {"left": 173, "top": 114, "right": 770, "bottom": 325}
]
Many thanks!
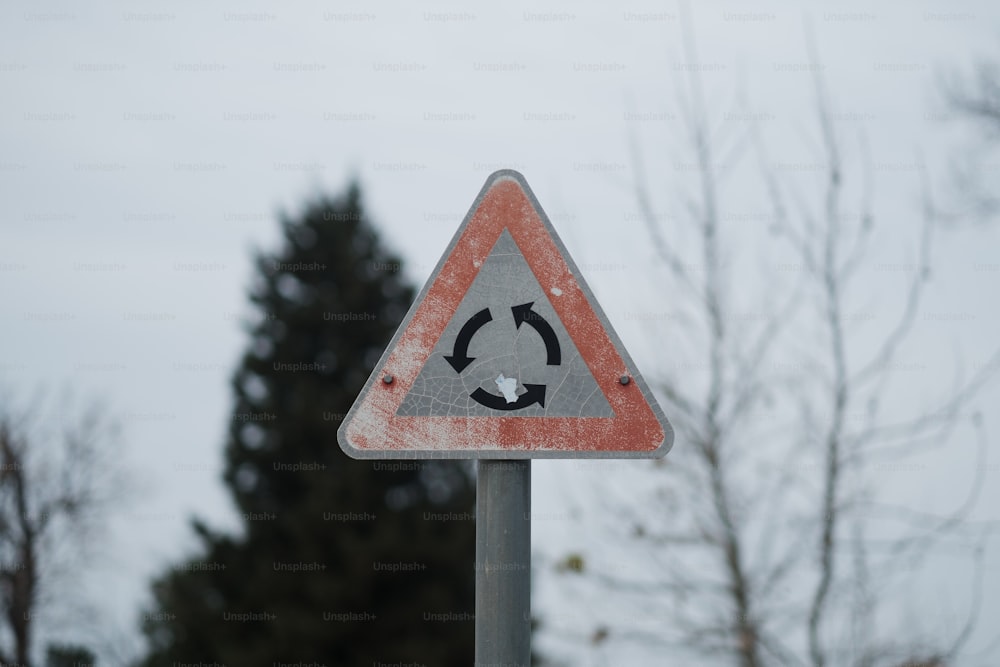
[{"left": 139, "top": 182, "right": 476, "bottom": 666}]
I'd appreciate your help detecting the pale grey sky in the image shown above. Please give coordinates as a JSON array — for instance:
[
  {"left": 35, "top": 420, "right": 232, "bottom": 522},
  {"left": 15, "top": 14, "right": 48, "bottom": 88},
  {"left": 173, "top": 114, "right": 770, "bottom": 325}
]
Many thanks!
[{"left": 2, "top": 0, "right": 999, "bottom": 664}]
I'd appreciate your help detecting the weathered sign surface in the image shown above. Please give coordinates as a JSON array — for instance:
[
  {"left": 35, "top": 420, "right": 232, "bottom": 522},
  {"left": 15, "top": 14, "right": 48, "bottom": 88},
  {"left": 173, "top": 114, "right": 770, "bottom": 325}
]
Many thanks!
[{"left": 338, "top": 170, "right": 673, "bottom": 458}]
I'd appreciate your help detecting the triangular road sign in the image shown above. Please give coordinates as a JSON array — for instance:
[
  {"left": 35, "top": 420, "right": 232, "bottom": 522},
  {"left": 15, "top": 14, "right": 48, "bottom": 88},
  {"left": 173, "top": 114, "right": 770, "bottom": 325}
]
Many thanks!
[{"left": 338, "top": 170, "right": 673, "bottom": 459}]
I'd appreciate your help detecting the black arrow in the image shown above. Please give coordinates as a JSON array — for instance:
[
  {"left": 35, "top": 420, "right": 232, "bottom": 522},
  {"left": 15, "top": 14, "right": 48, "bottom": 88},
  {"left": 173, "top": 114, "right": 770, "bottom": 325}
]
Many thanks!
[
  {"left": 470, "top": 384, "right": 546, "bottom": 411},
  {"left": 511, "top": 302, "right": 561, "bottom": 366},
  {"left": 444, "top": 307, "right": 493, "bottom": 373}
]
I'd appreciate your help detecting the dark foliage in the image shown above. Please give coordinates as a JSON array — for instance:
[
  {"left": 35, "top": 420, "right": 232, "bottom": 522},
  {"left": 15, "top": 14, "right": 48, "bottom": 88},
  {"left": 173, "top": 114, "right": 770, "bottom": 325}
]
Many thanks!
[{"left": 139, "top": 183, "right": 476, "bottom": 666}]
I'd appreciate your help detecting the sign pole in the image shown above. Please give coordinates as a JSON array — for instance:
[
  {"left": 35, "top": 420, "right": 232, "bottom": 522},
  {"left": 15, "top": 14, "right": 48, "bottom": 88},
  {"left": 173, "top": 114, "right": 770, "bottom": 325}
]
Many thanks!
[{"left": 475, "top": 459, "right": 531, "bottom": 666}]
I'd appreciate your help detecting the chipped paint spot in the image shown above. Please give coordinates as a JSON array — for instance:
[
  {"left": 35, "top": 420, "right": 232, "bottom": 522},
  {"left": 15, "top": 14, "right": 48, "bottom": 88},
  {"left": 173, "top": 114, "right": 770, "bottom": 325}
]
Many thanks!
[
  {"left": 495, "top": 374, "right": 519, "bottom": 403},
  {"left": 550, "top": 287, "right": 562, "bottom": 296}
]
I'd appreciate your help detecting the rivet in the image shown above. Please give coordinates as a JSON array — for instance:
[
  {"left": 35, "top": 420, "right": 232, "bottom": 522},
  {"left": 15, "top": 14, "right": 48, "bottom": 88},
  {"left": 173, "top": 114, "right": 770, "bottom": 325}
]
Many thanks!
[
  {"left": 383, "top": 374, "right": 394, "bottom": 385},
  {"left": 619, "top": 374, "right": 631, "bottom": 386}
]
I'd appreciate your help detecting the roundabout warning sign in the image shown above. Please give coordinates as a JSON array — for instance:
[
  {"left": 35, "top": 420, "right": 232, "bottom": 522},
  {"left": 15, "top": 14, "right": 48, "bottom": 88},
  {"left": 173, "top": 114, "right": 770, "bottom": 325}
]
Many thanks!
[{"left": 337, "top": 170, "right": 673, "bottom": 458}]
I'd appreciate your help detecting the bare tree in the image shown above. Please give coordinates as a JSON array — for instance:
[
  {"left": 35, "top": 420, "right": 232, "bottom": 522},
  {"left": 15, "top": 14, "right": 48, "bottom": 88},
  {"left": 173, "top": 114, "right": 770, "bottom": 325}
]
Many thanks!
[
  {"left": 543, "top": 15, "right": 998, "bottom": 667},
  {"left": 0, "top": 389, "right": 122, "bottom": 667}
]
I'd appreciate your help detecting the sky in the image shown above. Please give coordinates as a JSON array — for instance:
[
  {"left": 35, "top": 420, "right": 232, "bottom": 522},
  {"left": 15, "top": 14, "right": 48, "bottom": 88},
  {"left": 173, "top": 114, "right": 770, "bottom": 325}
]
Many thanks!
[{"left": 2, "top": 0, "right": 999, "bottom": 665}]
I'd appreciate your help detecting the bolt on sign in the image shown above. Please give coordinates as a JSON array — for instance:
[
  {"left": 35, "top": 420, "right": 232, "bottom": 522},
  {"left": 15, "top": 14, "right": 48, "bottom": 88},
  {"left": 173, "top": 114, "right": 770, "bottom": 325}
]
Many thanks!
[{"left": 338, "top": 170, "right": 673, "bottom": 459}]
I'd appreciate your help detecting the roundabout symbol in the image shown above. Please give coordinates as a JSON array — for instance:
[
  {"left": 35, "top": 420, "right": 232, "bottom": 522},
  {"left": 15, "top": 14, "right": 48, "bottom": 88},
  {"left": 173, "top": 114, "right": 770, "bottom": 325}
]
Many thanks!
[{"left": 443, "top": 302, "right": 561, "bottom": 411}]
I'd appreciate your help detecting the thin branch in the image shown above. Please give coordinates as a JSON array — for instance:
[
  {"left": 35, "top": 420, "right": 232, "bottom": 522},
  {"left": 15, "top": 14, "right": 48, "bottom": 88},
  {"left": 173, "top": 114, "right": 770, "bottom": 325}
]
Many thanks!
[
  {"left": 852, "top": 161, "right": 933, "bottom": 387},
  {"left": 848, "top": 347, "right": 1000, "bottom": 460},
  {"left": 627, "top": 120, "right": 702, "bottom": 297},
  {"left": 836, "top": 131, "right": 875, "bottom": 283},
  {"left": 943, "top": 537, "right": 987, "bottom": 660},
  {"left": 805, "top": 24, "right": 849, "bottom": 667},
  {"left": 880, "top": 415, "right": 993, "bottom": 561}
]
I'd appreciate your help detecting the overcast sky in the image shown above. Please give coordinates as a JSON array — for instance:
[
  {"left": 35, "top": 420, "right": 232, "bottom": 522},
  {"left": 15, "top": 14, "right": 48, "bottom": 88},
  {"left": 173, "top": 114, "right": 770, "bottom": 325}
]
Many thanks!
[{"left": 2, "top": 0, "right": 999, "bottom": 664}]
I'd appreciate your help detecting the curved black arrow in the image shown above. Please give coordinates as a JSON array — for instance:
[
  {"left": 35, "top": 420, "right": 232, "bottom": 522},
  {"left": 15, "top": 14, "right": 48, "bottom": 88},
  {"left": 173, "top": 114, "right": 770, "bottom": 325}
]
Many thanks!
[
  {"left": 444, "top": 308, "right": 493, "bottom": 373},
  {"left": 512, "top": 302, "right": 561, "bottom": 366},
  {"left": 471, "top": 384, "right": 546, "bottom": 410}
]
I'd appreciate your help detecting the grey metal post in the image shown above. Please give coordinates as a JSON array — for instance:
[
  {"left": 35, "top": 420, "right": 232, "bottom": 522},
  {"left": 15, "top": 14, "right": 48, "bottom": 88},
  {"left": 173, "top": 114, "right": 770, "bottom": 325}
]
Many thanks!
[{"left": 476, "top": 459, "right": 531, "bottom": 666}]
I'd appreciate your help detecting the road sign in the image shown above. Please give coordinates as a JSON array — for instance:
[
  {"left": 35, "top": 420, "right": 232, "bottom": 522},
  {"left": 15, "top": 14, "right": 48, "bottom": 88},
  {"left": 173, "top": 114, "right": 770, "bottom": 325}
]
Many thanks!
[{"left": 337, "top": 169, "right": 673, "bottom": 459}]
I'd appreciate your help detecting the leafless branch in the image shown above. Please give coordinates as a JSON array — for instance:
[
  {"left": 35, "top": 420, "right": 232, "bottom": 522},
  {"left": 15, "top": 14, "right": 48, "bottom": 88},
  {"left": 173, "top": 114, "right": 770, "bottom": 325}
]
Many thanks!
[
  {"left": 565, "top": 14, "right": 997, "bottom": 667},
  {"left": 0, "top": 389, "right": 123, "bottom": 667}
]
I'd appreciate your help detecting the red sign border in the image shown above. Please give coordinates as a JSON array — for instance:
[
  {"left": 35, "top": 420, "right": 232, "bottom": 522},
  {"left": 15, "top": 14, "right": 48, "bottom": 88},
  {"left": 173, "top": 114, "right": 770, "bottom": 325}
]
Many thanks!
[{"left": 338, "top": 170, "right": 673, "bottom": 459}]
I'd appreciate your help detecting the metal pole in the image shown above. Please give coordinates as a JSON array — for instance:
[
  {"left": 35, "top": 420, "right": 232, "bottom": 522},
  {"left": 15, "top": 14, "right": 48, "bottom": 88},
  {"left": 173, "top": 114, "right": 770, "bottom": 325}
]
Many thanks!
[{"left": 476, "top": 459, "right": 531, "bottom": 666}]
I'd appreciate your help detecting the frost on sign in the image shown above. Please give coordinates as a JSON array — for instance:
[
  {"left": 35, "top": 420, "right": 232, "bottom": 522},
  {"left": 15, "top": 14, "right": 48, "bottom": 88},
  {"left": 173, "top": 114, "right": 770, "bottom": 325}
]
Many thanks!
[{"left": 395, "top": 229, "right": 613, "bottom": 418}]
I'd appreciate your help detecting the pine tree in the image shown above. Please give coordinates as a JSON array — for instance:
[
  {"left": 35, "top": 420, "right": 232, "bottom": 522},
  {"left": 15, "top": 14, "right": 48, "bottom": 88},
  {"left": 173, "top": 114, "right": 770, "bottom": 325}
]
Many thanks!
[{"left": 140, "top": 183, "right": 476, "bottom": 666}]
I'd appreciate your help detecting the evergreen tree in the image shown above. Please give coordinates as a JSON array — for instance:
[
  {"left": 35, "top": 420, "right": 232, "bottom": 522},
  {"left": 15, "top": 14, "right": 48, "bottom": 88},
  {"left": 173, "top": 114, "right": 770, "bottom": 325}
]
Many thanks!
[
  {"left": 139, "top": 183, "right": 476, "bottom": 666},
  {"left": 46, "top": 645, "right": 95, "bottom": 667}
]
